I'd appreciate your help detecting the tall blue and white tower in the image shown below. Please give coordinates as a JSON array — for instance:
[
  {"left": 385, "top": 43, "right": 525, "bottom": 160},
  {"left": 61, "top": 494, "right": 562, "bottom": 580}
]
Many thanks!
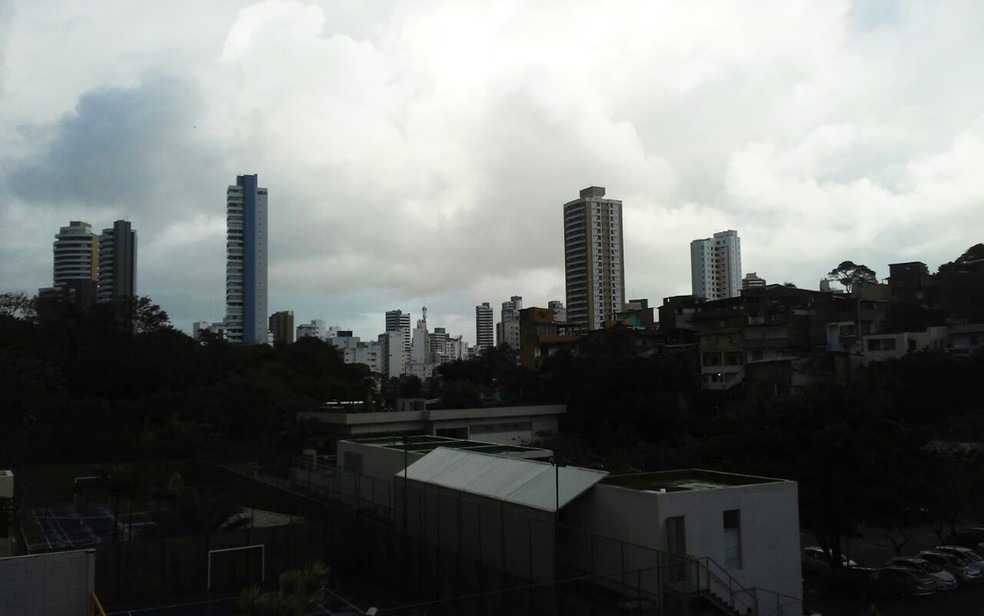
[{"left": 225, "top": 174, "right": 268, "bottom": 344}]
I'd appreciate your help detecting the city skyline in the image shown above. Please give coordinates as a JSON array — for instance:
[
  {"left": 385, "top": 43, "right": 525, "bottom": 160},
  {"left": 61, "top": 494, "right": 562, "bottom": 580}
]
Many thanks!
[{"left": 2, "top": 2, "right": 984, "bottom": 344}]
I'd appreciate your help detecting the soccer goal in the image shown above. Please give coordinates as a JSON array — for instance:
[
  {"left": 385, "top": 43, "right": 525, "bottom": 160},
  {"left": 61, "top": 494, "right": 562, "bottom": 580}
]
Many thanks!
[{"left": 207, "top": 544, "right": 266, "bottom": 591}]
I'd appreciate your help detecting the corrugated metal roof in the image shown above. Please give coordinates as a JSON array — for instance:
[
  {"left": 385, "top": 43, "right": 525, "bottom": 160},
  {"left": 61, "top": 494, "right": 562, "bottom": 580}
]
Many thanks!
[{"left": 400, "top": 447, "right": 607, "bottom": 512}]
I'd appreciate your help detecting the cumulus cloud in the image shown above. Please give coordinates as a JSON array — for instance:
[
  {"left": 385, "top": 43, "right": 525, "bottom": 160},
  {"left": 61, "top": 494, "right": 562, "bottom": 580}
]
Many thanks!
[
  {"left": 7, "top": 73, "right": 208, "bottom": 208},
  {"left": 1, "top": 0, "right": 984, "bottom": 340}
]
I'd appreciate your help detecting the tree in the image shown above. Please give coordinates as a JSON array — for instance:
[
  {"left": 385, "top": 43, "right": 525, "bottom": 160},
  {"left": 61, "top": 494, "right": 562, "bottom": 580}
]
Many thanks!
[
  {"left": 826, "top": 261, "right": 877, "bottom": 294},
  {"left": 953, "top": 243, "right": 984, "bottom": 264},
  {"left": 238, "top": 561, "right": 331, "bottom": 616},
  {"left": 0, "top": 292, "right": 35, "bottom": 320}
]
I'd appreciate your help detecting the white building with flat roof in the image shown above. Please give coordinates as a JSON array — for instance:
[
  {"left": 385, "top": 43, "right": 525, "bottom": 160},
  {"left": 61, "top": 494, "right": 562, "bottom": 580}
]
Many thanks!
[
  {"left": 566, "top": 469, "right": 801, "bottom": 612},
  {"left": 296, "top": 403, "right": 565, "bottom": 444}
]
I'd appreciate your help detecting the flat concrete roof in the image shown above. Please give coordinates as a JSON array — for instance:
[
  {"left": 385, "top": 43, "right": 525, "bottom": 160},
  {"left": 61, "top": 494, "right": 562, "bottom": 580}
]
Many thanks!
[
  {"left": 603, "top": 469, "right": 790, "bottom": 492},
  {"left": 300, "top": 404, "right": 566, "bottom": 426},
  {"left": 341, "top": 435, "right": 553, "bottom": 459}
]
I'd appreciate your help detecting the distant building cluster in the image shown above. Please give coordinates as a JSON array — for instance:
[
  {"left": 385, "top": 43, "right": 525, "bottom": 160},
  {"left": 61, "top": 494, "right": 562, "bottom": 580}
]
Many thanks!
[
  {"left": 43, "top": 219, "right": 136, "bottom": 309},
  {"left": 69, "top": 172, "right": 971, "bottom": 393},
  {"left": 184, "top": 182, "right": 764, "bottom": 383}
]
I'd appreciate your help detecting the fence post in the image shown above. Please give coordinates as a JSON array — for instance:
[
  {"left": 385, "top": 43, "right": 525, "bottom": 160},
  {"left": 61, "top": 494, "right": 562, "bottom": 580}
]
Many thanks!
[
  {"left": 729, "top": 571, "right": 734, "bottom": 607},
  {"left": 621, "top": 541, "right": 626, "bottom": 586}
]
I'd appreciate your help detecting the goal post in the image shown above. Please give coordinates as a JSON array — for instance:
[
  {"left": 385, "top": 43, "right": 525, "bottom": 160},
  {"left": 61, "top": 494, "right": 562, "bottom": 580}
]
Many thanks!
[{"left": 207, "top": 544, "right": 266, "bottom": 591}]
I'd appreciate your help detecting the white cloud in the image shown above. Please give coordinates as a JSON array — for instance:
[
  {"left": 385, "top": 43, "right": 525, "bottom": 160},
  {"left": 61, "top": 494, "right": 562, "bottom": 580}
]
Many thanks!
[{"left": 1, "top": 0, "right": 983, "bottom": 340}]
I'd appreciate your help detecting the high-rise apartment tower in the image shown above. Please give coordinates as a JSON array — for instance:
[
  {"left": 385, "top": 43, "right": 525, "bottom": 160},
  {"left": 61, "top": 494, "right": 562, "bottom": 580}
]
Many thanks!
[
  {"left": 225, "top": 174, "right": 268, "bottom": 344},
  {"left": 563, "top": 186, "right": 625, "bottom": 330},
  {"left": 269, "top": 310, "right": 295, "bottom": 345},
  {"left": 97, "top": 220, "right": 136, "bottom": 303},
  {"left": 384, "top": 309, "right": 411, "bottom": 374},
  {"left": 496, "top": 296, "right": 522, "bottom": 352},
  {"left": 691, "top": 230, "right": 742, "bottom": 301},
  {"left": 475, "top": 302, "right": 494, "bottom": 351},
  {"left": 53, "top": 221, "right": 98, "bottom": 288}
]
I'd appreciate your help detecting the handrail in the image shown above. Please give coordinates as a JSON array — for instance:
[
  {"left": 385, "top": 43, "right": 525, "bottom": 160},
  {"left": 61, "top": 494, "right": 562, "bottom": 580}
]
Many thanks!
[
  {"left": 90, "top": 592, "right": 107, "bottom": 616},
  {"left": 699, "top": 556, "right": 757, "bottom": 614}
]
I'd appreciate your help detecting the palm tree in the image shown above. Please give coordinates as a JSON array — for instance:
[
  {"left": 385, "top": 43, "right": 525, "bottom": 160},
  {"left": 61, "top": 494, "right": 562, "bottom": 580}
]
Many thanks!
[{"left": 237, "top": 561, "right": 331, "bottom": 616}]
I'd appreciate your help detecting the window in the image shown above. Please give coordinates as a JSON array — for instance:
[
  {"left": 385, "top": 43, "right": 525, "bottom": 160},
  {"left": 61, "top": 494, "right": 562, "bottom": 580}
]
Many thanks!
[
  {"left": 723, "top": 509, "right": 742, "bottom": 569},
  {"left": 867, "top": 338, "right": 897, "bottom": 352}
]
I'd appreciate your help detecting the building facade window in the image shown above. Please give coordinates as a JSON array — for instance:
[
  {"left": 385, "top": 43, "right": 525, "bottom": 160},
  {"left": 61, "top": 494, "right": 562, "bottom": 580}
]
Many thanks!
[{"left": 723, "top": 509, "right": 742, "bottom": 569}]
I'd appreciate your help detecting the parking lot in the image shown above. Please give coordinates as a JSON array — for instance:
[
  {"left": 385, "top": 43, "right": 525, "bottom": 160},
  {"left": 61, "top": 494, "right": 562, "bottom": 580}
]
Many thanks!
[{"left": 807, "top": 523, "right": 984, "bottom": 616}]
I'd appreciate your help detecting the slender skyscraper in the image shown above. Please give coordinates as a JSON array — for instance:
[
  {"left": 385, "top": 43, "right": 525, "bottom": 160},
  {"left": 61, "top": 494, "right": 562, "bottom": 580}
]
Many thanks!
[
  {"left": 98, "top": 220, "right": 136, "bottom": 303},
  {"left": 563, "top": 186, "right": 625, "bottom": 331},
  {"left": 475, "top": 302, "right": 494, "bottom": 351},
  {"left": 225, "top": 175, "right": 268, "bottom": 344},
  {"left": 691, "top": 230, "right": 742, "bottom": 301}
]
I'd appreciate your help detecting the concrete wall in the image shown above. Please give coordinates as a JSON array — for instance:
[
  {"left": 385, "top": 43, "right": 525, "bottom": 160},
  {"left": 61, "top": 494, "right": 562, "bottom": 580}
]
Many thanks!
[
  {"left": 567, "top": 481, "right": 801, "bottom": 603},
  {"left": 656, "top": 481, "right": 801, "bottom": 601},
  {"left": 403, "top": 481, "right": 556, "bottom": 583},
  {"left": 337, "top": 441, "right": 423, "bottom": 483},
  {"left": 564, "top": 483, "right": 663, "bottom": 578},
  {"left": 0, "top": 549, "right": 95, "bottom": 616}
]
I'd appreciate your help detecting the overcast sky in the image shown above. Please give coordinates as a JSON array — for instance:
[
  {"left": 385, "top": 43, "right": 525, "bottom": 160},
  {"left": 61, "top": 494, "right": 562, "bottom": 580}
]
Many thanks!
[{"left": 2, "top": 0, "right": 983, "bottom": 343}]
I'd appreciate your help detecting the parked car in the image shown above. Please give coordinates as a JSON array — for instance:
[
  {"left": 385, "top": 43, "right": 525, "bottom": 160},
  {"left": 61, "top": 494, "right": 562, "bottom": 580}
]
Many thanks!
[
  {"left": 873, "top": 566, "right": 936, "bottom": 597},
  {"left": 918, "top": 550, "right": 984, "bottom": 585},
  {"left": 935, "top": 545, "right": 984, "bottom": 575},
  {"left": 827, "top": 566, "right": 878, "bottom": 599},
  {"left": 803, "top": 546, "right": 858, "bottom": 568},
  {"left": 944, "top": 528, "right": 984, "bottom": 551},
  {"left": 885, "top": 556, "right": 957, "bottom": 591}
]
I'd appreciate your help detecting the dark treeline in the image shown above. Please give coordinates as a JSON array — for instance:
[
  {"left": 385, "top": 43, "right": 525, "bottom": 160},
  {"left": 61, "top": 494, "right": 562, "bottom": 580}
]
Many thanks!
[{"left": 0, "top": 293, "right": 369, "bottom": 468}]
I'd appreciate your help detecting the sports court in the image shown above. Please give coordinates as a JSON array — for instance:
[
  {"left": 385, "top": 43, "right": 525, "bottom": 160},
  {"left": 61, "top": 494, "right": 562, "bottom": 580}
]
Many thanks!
[
  {"left": 21, "top": 502, "right": 159, "bottom": 552},
  {"left": 105, "top": 596, "right": 364, "bottom": 615},
  {"left": 107, "top": 597, "right": 237, "bottom": 616}
]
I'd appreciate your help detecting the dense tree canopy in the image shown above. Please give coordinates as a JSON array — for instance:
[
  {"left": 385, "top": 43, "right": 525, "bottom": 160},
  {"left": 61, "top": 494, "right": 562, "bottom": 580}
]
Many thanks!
[{"left": 0, "top": 294, "right": 366, "bottom": 468}]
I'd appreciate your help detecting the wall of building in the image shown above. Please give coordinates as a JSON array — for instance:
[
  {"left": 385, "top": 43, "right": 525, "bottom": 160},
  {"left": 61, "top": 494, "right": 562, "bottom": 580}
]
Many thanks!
[
  {"left": 305, "top": 405, "right": 565, "bottom": 441},
  {"left": 337, "top": 441, "right": 424, "bottom": 484},
  {"left": 402, "top": 481, "right": 557, "bottom": 583},
  {"left": 0, "top": 549, "right": 96, "bottom": 616},
  {"left": 863, "top": 326, "right": 948, "bottom": 364},
  {"left": 566, "top": 480, "right": 801, "bottom": 603},
  {"left": 656, "top": 481, "right": 800, "bottom": 601}
]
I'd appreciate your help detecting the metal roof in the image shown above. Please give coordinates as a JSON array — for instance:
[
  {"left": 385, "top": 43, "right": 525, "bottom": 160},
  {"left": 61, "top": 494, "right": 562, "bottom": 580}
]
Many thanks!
[
  {"left": 346, "top": 435, "right": 552, "bottom": 459},
  {"left": 401, "top": 447, "right": 607, "bottom": 512}
]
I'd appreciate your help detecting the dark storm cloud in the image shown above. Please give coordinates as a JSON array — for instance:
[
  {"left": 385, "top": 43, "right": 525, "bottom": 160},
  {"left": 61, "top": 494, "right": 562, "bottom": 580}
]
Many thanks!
[{"left": 6, "top": 72, "right": 205, "bottom": 208}]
